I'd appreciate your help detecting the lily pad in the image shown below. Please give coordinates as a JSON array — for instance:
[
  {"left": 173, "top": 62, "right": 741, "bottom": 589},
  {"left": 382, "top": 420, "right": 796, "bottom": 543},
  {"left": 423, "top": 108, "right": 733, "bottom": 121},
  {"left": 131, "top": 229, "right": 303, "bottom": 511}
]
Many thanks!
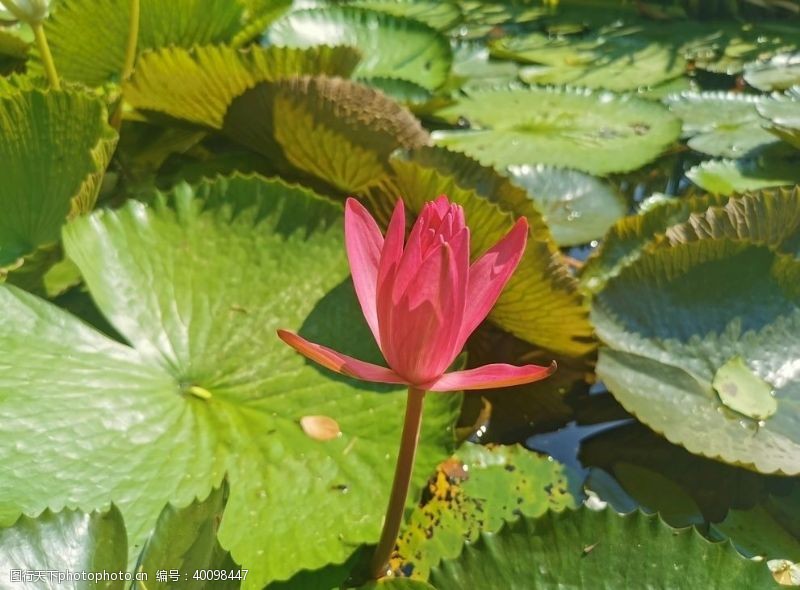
[
  {"left": 508, "top": 164, "right": 628, "bottom": 247},
  {"left": 745, "top": 54, "right": 800, "bottom": 91},
  {"left": 391, "top": 443, "right": 576, "bottom": 580},
  {"left": 687, "top": 147, "right": 800, "bottom": 195},
  {"left": 0, "top": 88, "right": 116, "bottom": 276},
  {"left": 758, "top": 98, "right": 800, "bottom": 150},
  {"left": 665, "top": 92, "right": 778, "bottom": 158},
  {"left": 364, "top": 146, "right": 595, "bottom": 357},
  {"left": 223, "top": 75, "right": 429, "bottom": 193},
  {"left": 38, "top": 0, "right": 246, "bottom": 86},
  {"left": 496, "top": 28, "right": 686, "bottom": 92},
  {"left": 264, "top": 7, "right": 452, "bottom": 91},
  {"left": 345, "top": 0, "right": 462, "bottom": 31},
  {"left": 124, "top": 44, "right": 361, "bottom": 129},
  {"left": 593, "top": 238, "right": 800, "bottom": 474},
  {"left": 0, "top": 175, "right": 460, "bottom": 588},
  {"left": 429, "top": 508, "right": 776, "bottom": 589},
  {"left": 0, "top": 506, "right": 127, "bottom": 590},
  {"left": 581, "top": 192, "right": 729, "bottom": 294},
  {"left": 134, "top": 485, "right": 239, "bottom": 589},
  {"left": 432, "top": 86, "right": 681, "bottom": 176}
]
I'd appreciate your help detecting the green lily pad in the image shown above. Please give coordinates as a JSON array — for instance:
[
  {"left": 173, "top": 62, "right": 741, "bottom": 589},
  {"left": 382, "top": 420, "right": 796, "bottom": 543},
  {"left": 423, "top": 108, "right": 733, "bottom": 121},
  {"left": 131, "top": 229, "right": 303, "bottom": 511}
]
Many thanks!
[
  {"left": 223, "top": 75, "right": 429, "bottom": 193},
  {"left": 0, "top": 88, "right": 116, "bottom": 276},
  {"left": 0, "top": 175, "right": 460, "bottom": 588},
  {"left": 432, "top": 86, "right": 681, "bottom": 176},
  {"left": 452, "top": 1, "right": 545, "bottom": 40},
  {"left": 496, "top": 28, "right": 686, "bottom": 92},
  {"left": 581, "top": 192, "right": 728, "bottom": 294},
  {"left": 758, "top": 98, "right": 800, "bottom": 150},
  {"left": 391, "top": 443, "right": 576, "bottom": 580},
  {"left": 264, "top": 7, "right": 452, "bottom": 91},
  {"left": 124, "top": 44, "right": 361, "bottom": 129},
  {"left": 713, "top": 502, "right": 800, "bottom": 563},
  {"left": 745, "top": 54, "right": 800, "bottom": 91},
  {"left": 687, "top": 147, "right": 800, "bottom": 195},
  {"left": 508, "top": 164, "right": 628, "bottom": 247},
  {"left": 429, "top": 508, "right": 775, "bottom": 589},
  {"left": 0, "top": 507, "right": 127, "bottom": 590},
  {"left": 665, "top": 92, "right": 778, "bottom": 158},
  {"left": 451, "top": 45, "right": 520, "bottom": 89},
  {"left": 593, "top": 238, "right": 800, "bottom": 474},
  {"left": 364, "top": 146, "right": 595, "bottom": 357},
  {"left": 345, "top": 0, "right": 462, "bottom": 31},
  {"left": 134, "top": 485, "right": 239, "bottom": 589},
  {"left": 37, "top": 0, "right": 246, "bottom": 86},
  {"left": 582, "top": 187, "right": 800, "bottom": 295}
]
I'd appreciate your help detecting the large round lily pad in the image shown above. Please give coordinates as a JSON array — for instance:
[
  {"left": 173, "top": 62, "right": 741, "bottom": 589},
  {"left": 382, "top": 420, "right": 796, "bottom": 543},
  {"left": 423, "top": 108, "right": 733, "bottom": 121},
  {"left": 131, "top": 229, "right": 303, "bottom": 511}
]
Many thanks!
[
  {"left": 0, "top": 175, "right": 460, "bottom": 588},
  {"left": 687, "top": 147, "right": 800, "bottom": 196},
  {"left": 264, "top": 7, "right": 452, "bottom": 90},
  {"left": 593, "top": 238, "right": 800, "bottom": 474},
  {"left": 428, "top": 508, "right": 775, "bottom": 589},
  {"left": 432, "top": 86, "right": 681, "bottom": 176}
]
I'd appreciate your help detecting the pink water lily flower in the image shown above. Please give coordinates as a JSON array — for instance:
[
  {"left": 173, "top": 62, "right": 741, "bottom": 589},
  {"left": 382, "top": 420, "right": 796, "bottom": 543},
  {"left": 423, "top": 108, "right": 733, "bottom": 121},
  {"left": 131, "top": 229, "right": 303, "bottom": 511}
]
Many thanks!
[{"left": 278, "top": 195, "right": 555, "bottom": 392}]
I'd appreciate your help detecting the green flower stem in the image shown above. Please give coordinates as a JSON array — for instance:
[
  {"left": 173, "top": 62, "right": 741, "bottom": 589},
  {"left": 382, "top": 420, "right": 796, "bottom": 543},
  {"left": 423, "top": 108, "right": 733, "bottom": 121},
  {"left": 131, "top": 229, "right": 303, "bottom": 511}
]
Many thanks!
[
  {"left": 370, "top": 386, "right": 426, "bottom": 579},
  {"left": 32, "top": 22, "right": 60, "bottom": 90},
  {"left": 111, "top": 0, "right": 140, "bottom": 129}
]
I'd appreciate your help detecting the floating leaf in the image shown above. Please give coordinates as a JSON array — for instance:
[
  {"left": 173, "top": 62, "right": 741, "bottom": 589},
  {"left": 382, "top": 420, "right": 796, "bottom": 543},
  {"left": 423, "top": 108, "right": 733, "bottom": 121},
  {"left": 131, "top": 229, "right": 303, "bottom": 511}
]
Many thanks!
[
  {"left": 0, "top": 175, "right": 460, "bottom": 588},
  {"left": 345, "top": 0, "right": 462, "bottom": 31},
  {"left": 745, "top": 54, "right": 800, "bottom": 91},
  {"left": 364, "top": 146, "right": 594, "bottom": 357},
  {"left": 594, "top": 238, "right": 800, "bottom": 474},
  {"left": 429, "top": 508, "right": 775, "bottom": 589},
  {"left": 432, "top": 86, "right": 681, "bottom": 176},
  {"left": 583, "top": 187, "right": 800, "bottom": 296},
  {"left": 758, "top": 98, "right": 800, "bottom": 150},
  {"left": 0, "top": 507, "right": 127, "bottom": 589},
  {"left": 125, "top": 45, "right": 361, "bottom": 129},
  {"left": 508, "top": 164, "right": 628, "bottom": 247},
  {"left": 713, "top": 503, "right": 800, "bottom": 564},
  {"left": 0, "top": 88, "right": 116, "bottom": 279},
  {"left": 687, "top": 147, "right": 800, "bottom": 195},
  {"left": 134, "top": 485, "right": 240, "bottom": 590},
  {"left": 665, "top": 92, "right": 778, "bottom": 158},
  {"left": 38, "top": 0, "right": 245, "bottom": 86},
  {"left": 496, "top": 28, "right": 686, "bottom": 92},
  {"left": 391, "top": 443, "right": 576, "bottom": 580},
  {"left": 224, "top": 75, "right": 429, "bottom": 193},
  {"left": 264, "top": 7, "right": 452, "bottom": 91}
]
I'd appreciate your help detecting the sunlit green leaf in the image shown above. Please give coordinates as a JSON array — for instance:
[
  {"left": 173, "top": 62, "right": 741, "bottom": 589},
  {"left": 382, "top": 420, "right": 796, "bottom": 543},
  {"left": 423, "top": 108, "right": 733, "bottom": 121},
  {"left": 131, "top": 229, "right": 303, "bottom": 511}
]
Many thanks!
[
  {"left": 125, "top": 44, "right": 361, "bottom": 129},
  {"left": 432, "top": 86, "right": 681, "bottom": 176},
  {"left": 37, "top": 0, "right": 246, "bottom": 86},
  {"left": 264, "top": 7, "right": 452, "bottom": 91},
  {"left": 0, "top": 175, "right": 460, "bottom": 588},
  {"left": 665, "top": 92, "right": 779, "bottom": 159}
]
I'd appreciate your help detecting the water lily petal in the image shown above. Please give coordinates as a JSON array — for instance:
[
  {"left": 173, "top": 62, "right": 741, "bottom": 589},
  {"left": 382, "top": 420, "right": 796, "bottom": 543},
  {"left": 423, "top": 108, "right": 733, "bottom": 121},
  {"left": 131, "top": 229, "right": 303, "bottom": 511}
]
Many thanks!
[
  {"left": 345, "top": 198, "right": 384, "bottom": 346},
  {"left": 458, "top": 217, "right": 528, "bottom": 348},
  {"left": 426, "top": 361, "right": 556, "bottom": 392},
  {"left": 387, "top": 242, "right": 466, "bottom": 384},
  {"left": 277, "top": 330, "right": 407, "bottom": 385}
]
